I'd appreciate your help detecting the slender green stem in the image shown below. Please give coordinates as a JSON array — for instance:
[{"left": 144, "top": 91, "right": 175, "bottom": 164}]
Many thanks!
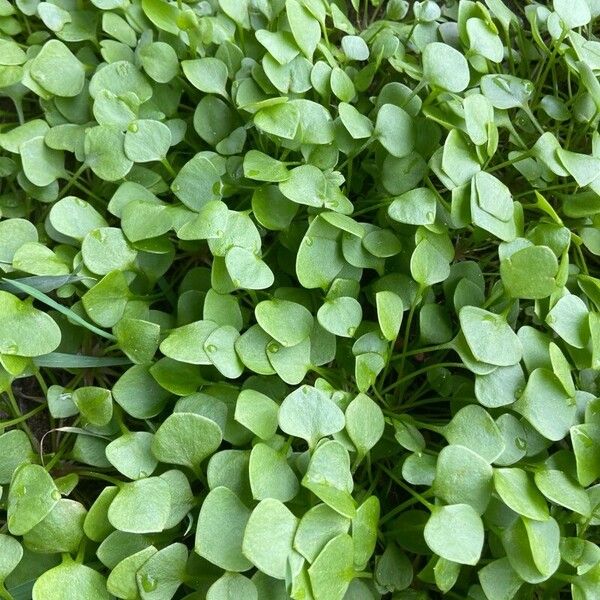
[
  {"left": 0, "top": 402, "right": 47, "bottom": 428},
  {"left": 394, "top": 289, "right": 423, "bottom": 396},
  {"left": 5, "top": 387, "right": 34, "bottom": 440},
  {"left": 383, "top": 363, "right": 466, "bottom": 394},
  {"left": 379, "top": 465, "right": 434, "bottom": 510},
  {"left": 390, "top": 342, "right": 451, "bottom": 361}
]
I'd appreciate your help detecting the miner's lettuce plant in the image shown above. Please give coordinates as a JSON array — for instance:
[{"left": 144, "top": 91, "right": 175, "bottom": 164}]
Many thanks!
[{"left": 0, "top": 0, "right": 600, "bottom": 598}]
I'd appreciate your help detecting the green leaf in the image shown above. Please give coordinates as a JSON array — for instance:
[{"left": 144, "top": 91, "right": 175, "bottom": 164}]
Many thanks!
[
  {"left": 534, "top": 469, "right": 591, "bottom": 516},
  {"left": 20, "top": 137, "right": 64, "bottom": 187},
  {"left": 243, "top": 150, "right": 289, "bottom": 182},
  {"left": 352, "top": 496, "right": 380, "bottom": 570},
  {"left": 546, "top": 294, "right": 590, "bottom": 348},
  {"left": 341, "top": 35, "right": 369, "bottom": 61},
  {"left": 459, "top": 306, "right": 522, "bottom": 366},
  {"left": 84, "top": 126, "right": 133, "bottom": 182},
  {"left": 375, "top": 543, "right": 414, "bottom": 593},
  {"left": 114, "top": 317, "right": 160, "bottom": 365},
  {"left": 493, "top": 468, "right": 549, "bottom": 521},
  {"left": 23, "top": 498, "right": 86, "bottom": 554},
  {"left": 171, "top": 154, "right": 222, "bottom": 211},
  {"left": 433, "top": 445, "right": 492, "bottom": 514},
  {"left": 424, "top": 504, "right": 484, "bottom": 565},
  {"left": 135, "top": 543, "right": 188, "bottom": 600},
  {"left": 242, "top": 498, "right": 298, "bottom": 579},
  {"left": 571, "top": 424, "right": 600, "bottom": 487},
  {"left": 254, "top": 102, "right": 300, "bottom": 140},
  {"left": 443, "top": 405, "right": 505, "bottom": 463},
  {"left": 152, "top": 412, "right": 222, "bottom": 470},
  {"left": 255, "top": 299, "right": 313, "bottom": 347},
  {"left": 30, "top": 39, "right": 85, "bottom": 97},
  {"left": 108, "top": 477, "right": 171, "bottom": 534},
  {"left": 375, "top": 291, "right": 404, "bottom": 341},
  {"left": 500, "top": 245, "right": 558, "bottom": 299},
  {"left": 204, "top": 325, "right": 244, "bottom": 378},
  {"left": 286, "top": 0, "right": 320, "bottom": 59},
  {"left": 345, "top": 393, "right": 385, "bottom": 459},
  {"left": 107, "top": 547, "right": 157, "bottom": 599},
  {"left": 249, "top": 442, "right": 299, "bottom": 502},
  {"left": 475, "top": 364, "right": 525, "bottom": 408},
  {"left": 513, "top": 368, "right": 576, "bottom": 441},
  {"left": 0, "top": 290, "right": 61, "bottom": 356},
  {"left": 294, "top": 504, "right": 350, "bottom": 563},
  {"left": 480, "top": 74, "right": 533, "bottom": 110},
  {"left": 160, "top": 320, "right": 219, "bottom": 364},
  {"left": 195, "top": 486, "right": 252, "bottom": 572},
  {"left": 182, "top": 58, "right": 229, "bottom": 97},
  {"left": 278, "top": 385, "right": 345, "bottom": 448},
  {"left": 317, "top": 296, "right": 362, "bottom": 338},
  {"left": 234, "top": 389, "right": 279, "bottom": 440},
  {"left": 338, "top": 102, "right": 373, "bottom": 139},
  {"left": 0, "top": 534, "right": 23, "bottom": 582},
  {"left": 124, "top": 119, "right": 171, "bottom": 163},
  {"left": 279, "top": 164, "right": 326, "bottom": 207},
  {"left": 302, "top": 440, "right": 356, "bottom": 518},
  {"left": 72, "top": 386, "right": 113, "bottom": 426},
  {"left": 207, "top": 573, "right": 257, "bottom": 600},
  {"left": 32, "top": 563, "right": 109, "bottom": 600},
  {"left": 49, "top": 196, "right": 108, "bottom": 242},
  {"left": 308, "top": 534, "right": 355, "bottom": 600},
  {"left": 423, "top": 42, "right": 470, "bottom": 92},
  {"left": 225, "top": 247, "right": 274, "bottom": 290},
  {"left": 105, "top": 432, "right": 158, "bottom": 480},
  {"left": 0, "top": 430, "right": 33, "bottom": 484},
  {"left": 139, "top": 41, "right": 179, "bottom": 83},
  {"left": 7, "top": 464, "right": 59, "bottom": 536},
  {"left": 375, "top": 104, "right": 415, "bottom": 158},
  {"left": 478, "top": 558, "right": 523, "bottom": 600},
  {"left": 388, "top": 187, "right": 437, "bottom": 225},
  {"left": 554, "top": 0, "right": 591, "bottom": 29}
]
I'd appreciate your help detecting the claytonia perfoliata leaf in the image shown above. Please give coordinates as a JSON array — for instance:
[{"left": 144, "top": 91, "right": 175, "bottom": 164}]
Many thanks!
[{"left": 1, "top": 1, "right": 600, "bottom": 597}]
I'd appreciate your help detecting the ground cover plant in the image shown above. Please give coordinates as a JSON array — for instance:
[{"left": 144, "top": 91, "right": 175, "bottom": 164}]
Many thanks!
[{"left": 1, "top": 0, "right": 600, "bottom": 597}]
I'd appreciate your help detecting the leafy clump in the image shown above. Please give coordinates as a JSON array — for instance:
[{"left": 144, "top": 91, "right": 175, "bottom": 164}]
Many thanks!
[{"left": 0, "top": 0, "right": 600, "bottom": 598}]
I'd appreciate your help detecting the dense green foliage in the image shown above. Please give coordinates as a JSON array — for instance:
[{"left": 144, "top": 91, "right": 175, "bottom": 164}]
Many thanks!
[{"left": 1, "top": 0, "right": 600, "bottom": 598}]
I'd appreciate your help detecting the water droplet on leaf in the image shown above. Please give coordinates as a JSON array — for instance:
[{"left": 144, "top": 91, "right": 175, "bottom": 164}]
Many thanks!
[{"left": 140, "top": 574, "right": 157, "bottom": 592}]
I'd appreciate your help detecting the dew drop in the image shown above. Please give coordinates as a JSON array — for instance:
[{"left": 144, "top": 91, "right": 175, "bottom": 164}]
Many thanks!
[
  {"left": 426, "top": 211, "right": 434, "bottom": 221},
  {"left": 267, "top": 342, "right": 280, "bottom": 353},
  {"left": 51, "top": 490, "right": 62, "bottom": 501},
  {"left": 140, "top": 574, "right": 157, "bottom": 593},
  {"left": 172, "top": 184, "right": 180, "bottom": 192},
  {"left": 215, "top": 229, "right": 224, "bottom": 237},
  {"left": 347, "top": 326, "right": 356, "bottom": 336},
  {"left": 74, "top": 198, "right": 87, "bottom": 207},
  {"left": 305, "top": 237, "right": 313, "bottom": 246},
  {"left": 139, "top": 471, "right": 148, "bottom": 478},
  {"left": 206, "top": 344, "right": 217, "bottom": 353},
  {"left": 128, "top": 122, "right": 139, "bottom": 133},
  {"left": 515, "top": 437, "right": 527, "bottom": 451}
]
